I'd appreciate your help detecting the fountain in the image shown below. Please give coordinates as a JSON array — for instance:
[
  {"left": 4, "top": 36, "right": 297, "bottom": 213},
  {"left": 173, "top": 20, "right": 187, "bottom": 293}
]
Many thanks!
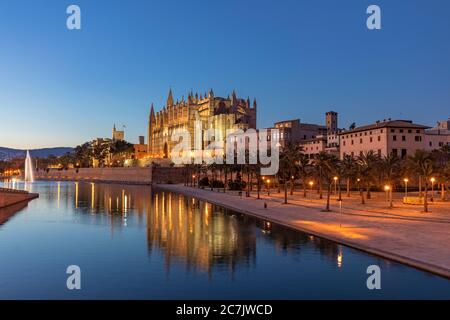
[{"left": 24, "top": 150, "right": 35, "bottom": 182}]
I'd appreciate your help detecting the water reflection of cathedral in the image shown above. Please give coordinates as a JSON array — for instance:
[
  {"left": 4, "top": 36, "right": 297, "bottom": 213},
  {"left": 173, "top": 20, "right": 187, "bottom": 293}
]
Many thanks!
[
  {"left": 71, "top": 182, "right": 341, "bottom": 273},
  {"left": 147, "top": 192, "right": 257, "bottom": 274}
]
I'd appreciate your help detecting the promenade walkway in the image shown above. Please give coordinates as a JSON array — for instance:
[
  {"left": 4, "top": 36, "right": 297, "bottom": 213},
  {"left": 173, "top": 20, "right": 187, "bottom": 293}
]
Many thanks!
[{"left": 156, "top": 184, "right": 450, "bottom": 279}]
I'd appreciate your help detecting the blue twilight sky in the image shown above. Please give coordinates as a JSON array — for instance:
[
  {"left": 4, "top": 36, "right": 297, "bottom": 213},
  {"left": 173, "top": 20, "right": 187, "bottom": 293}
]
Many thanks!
[{"left": 1, "top": 0, "right": 450, "bottom": 149}]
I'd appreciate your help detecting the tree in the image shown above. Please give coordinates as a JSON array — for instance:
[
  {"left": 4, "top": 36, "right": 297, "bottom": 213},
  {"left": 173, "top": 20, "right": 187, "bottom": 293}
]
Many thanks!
[
  {"left": 279, "top": 143, "right": 300, "bottom": 204},
  {"left": 296, "top": 153, "right": 311, "bottom": 198},
  {"left": 380, "top": 153, "right": 401, "bottom": 208},
  {"left": 92, "top": 142, "right": 108, "bottom": 167},
  {"left": 341, "top": 154, "right": 357, "bottom": 197},
  {"left": 74, "top": 142, "right": 92, "bottom": 167},
  {"left": 109, "top": 140, "right": 134, "bottom": 166},
  {"left": 314, "top": 152, "right": 331, "bottom": 200},
  {"left": 407, "top": 150, "right": 434, "bottom": 212},
  {"left": 313, "top": 152, "right": 339, "bottom": 211},
  {"left": 406, "top": 149, "right": 430, "bottom": 197},
  {"left": 433, "top": 146, "right": 450, "bottom": 201},
  {"left": 357, "top": 151, "right": 380, "bottom": 200}
]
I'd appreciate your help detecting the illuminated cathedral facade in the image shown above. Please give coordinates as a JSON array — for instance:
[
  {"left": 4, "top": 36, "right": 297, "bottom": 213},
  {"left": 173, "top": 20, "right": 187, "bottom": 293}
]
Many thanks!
[{"left": 147, "top": 89, "right": 257, "bottom": 158}]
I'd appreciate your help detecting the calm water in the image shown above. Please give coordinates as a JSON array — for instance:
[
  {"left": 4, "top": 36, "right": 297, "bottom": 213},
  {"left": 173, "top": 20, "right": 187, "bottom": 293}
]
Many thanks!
[{"left": 1, "top": 180, "right": 449, "bottom": 299}]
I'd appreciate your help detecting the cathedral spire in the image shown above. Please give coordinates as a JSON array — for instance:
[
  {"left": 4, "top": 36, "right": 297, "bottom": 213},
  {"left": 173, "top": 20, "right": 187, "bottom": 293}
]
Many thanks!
[
  {"left": 150, "top": 103, "right": 155, "bottom": 123},
  {"left": 253, "top": 98, "right": 257, "bottom": 109},
  {"left": 231, "top": 90, "right": 237, "bottom": 106},
  {"left": 167, "top": 89, "right": 174, "bottom": 107}
]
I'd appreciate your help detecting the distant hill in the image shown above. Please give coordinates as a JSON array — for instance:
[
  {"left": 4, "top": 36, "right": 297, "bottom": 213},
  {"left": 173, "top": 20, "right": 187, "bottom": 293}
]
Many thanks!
[{"left": 0, "top": 147, "right": 74, "bottom": 161}]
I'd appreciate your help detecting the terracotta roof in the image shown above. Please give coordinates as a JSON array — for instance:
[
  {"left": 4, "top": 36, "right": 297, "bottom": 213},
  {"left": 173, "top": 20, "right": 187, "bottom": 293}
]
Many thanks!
[{"left": 338, "top": 120, "right": 430, "bottom": 135}]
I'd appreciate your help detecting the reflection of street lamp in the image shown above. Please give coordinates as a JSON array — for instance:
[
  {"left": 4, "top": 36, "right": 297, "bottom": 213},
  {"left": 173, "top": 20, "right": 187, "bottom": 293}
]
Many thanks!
[
  {"left": 384, "top": 185, "right": 390, "bottom": 202},
  {"left": 430, "top": 177, "right": 436, "bottom": 202},
  {"left": 337, "top": 250, "right": 343, "bottom": 268},
  {"left": 403, "top": 178, "right": 409, "bottom": 197}
]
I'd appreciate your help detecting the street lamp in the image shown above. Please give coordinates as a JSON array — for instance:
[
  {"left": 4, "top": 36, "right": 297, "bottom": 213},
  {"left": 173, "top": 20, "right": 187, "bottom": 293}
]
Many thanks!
[
  {"left": 403, "top": 178, "right": 409, "bottom": 198},
  {"left": 333, "top": 176, "right": 338, "bottom": 195},
  {"left": 267, "top": 179, "right": 271, "bottom": 196},
  {"left": 384, "top": 185, "right": 390, "bottom": 202},
  {"left": 309, "top": 181, "right": 314, "bottom": 198},
  {"left": 430, "top": 177, "right": 436, "bottom": 202}
]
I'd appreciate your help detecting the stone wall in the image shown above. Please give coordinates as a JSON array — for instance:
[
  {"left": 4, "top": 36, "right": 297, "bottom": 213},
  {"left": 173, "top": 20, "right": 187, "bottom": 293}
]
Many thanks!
[
  {"left": 151, "top": 167, "right": 185, "bottom": 184},
  {"left": 36, "top": 166, "right": 184, "bottom": 185},
  {"left": 36, "top": 167, "right": 152, "bottom": 184}
]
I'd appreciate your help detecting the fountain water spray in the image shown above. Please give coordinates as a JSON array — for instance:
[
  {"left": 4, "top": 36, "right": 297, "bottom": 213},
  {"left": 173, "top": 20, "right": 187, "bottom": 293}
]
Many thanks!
[{"left": 24, "top": 150, "right": 35, "bottom": 182}]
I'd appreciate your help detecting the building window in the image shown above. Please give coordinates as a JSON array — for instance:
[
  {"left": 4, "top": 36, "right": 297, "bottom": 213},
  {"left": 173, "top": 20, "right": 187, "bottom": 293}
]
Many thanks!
[
  {"left": 370, "top": 137, "right": 373, "bottom": 143},
  {"left": 400, "top": 129, "right": 404, "bottom": 133},
  {"left": 351, "top": 140, "right": 354, "bottom": 145},
  {"left": 415, "top": 136, "right": 421, "bottom": 142},
  {"left": 408, "top": 130, "right": 412, "bottom": 133},
  {"left": 378, "top": 149, "right": 381, "bottom": 156},
  {"left": 393, "top": 135, "right": 397, "bottom": 141},
  {"left": 392, "top": 149, "right": 398, "bottom": 157},
  {"left": 402, "top": 136, "right": 406, "bottom": 141},
  {"left": 360, "top": 138, "right": 363, "bottom": 144},
  {"left": 401, "top": 149, "right": 407, "bottom": 159},
  {"left": 378, "top": 136, "right": 381, "bottom": 142},
  {"left": 391, "top": 129, "right": 395, "bottom": 133}
]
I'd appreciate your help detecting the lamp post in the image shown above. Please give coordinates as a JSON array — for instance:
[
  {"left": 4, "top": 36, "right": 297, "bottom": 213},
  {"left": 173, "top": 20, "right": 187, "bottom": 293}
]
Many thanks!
[
  {"left": 267, "top": 179, "right": 271, "bottom": 196},
  {"left": 384, "top": 185, "right": 390, "bottom": 203},
  {"left": 403, "top": 178, "right": 409, "bottom": 198},
  {"left": 430, "top": 177, "right": 435, "bottom": 202},
  {"left": 309, "top": 181, "right": 314, "bottom": 199},
  {"left": 333, "top": 176, "right": 338, "bottom": 195},
  {"left": 192, "top": 175, "right": 196, "bottom": 188}
]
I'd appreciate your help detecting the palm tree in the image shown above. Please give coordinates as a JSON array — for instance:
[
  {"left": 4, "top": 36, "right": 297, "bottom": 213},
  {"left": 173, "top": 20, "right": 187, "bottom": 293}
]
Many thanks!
[
  {"left": 420, "top": 159, "right": 434, "bottom": 213},
  {"left": 313, "top": 152, "right": 339, "bottom": 211},
  {"left": 440, "top": 161, "right": 450, "bottom": 201},
  {"left": 407, "top": 150, "right": 434, "bottom": 212},
  {"left": 296, "top": 153, "right": 311, "bottom": 198},
  {"left": 279, "top": 144, "right": 299, "bottom": 204},
  {"left": 380, "top": 153, "right": 401, "bottom": 208},
  {"left": 341, "top": 154, "right": 357, "bottom": 197},
  {"left": 433, "top": 146, "right": 450, "bottom": 201},
  {"left": 406, "top": 150, "right": 430, "bottom": 197},
  {"left": 314, "top": 152, "right": 331, "bottom": 200},
  {"left": 357, "top": 151, "right": 380, "bottom": 200}
]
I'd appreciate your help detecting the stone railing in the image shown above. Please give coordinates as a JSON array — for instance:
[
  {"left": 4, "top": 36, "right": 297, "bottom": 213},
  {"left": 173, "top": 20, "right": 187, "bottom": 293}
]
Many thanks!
[{"left": 0, "top": 187, "right": 29, "bottom": 194}]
